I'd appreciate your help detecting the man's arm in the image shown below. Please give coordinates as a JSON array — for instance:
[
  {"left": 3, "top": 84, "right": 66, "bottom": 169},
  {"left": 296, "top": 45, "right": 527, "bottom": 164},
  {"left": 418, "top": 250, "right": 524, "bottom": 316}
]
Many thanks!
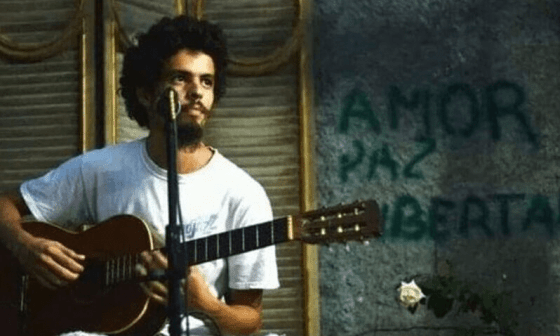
[
  {"left": 0, "top": 189, "right": 85, "bottom": 289},
  {"left": 139, "top": 251, "right": 264, "bottom": 335},
  {"left": 187, "top": 268, "right": 264, "bottom": 335}
]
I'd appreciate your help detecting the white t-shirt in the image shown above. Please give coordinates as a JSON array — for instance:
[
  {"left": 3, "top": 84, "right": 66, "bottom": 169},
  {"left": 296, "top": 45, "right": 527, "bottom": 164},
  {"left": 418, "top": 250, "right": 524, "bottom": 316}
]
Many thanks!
[{"left": 20, "top": 138, "right": 280, "bottom": 336}]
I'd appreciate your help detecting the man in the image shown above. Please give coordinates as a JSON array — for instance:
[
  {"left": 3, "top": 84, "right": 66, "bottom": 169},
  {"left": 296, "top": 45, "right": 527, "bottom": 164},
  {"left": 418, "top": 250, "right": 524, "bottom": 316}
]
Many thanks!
[{"left": 0, "top": 16, "right": 279, "bottom": 336}]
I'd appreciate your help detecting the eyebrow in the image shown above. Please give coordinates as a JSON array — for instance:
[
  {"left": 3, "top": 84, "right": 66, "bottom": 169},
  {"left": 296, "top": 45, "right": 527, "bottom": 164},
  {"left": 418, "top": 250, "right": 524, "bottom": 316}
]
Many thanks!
[{"left": 165, "top": 69, "right": 215, "bottom": 78}]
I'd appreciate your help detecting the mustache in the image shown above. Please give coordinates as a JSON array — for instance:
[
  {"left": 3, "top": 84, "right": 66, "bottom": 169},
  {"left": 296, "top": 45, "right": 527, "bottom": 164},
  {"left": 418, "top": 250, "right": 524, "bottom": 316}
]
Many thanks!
[{"left": 181, "top": 100, "right": 210, "bottom": 115}]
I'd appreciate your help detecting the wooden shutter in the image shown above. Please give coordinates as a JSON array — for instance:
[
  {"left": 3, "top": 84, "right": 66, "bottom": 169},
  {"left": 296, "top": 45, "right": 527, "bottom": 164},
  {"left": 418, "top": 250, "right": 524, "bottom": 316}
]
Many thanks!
[
  {"left": 0, "top": 0, "right": 83, "bottom": 193},
  {"left": 189, "top": 2, "right": 306, "bottom": 335}
]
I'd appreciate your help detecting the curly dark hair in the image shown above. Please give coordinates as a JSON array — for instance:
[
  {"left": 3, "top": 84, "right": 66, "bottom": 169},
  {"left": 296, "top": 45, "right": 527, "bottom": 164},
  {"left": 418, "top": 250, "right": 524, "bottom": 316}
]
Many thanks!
[{"left": 120, "top": 16, "right": 228, "bottom": 128}]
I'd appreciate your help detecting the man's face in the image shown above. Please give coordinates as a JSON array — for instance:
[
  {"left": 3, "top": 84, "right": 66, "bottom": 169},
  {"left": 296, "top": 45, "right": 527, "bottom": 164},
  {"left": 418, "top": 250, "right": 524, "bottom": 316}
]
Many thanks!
[
  {"left": 159, "top": 49, "right": 216, "bottom": 126},
  {"left": 143, "top": 49, "right": 216, "bottom": 147}
]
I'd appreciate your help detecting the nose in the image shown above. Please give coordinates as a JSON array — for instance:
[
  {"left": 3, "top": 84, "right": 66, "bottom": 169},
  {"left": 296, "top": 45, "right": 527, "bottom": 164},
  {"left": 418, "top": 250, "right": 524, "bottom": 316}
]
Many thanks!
[{"left": 187, "top": 84, "right": 202, "bottom": 102}]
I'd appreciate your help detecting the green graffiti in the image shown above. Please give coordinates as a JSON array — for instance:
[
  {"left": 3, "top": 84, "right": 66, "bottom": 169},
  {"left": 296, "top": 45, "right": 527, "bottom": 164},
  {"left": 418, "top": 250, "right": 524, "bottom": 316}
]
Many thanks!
[
  {"left": 340, "top": 81, "right": 538, "bottom": 147},
  {"left": 339, "top": 140, "right": 365, "bottom": 183},
  {"left": 378, "top": 193, "right": 558, "bottom": 242},
  {"left": 367, "top": 143, "right": 399, "bottom": 181},
  {"left": 390, "top": 195, "right": 427, "bottom": 240},
  {"left": 460, "top": 196, "right": 493, "bottom": 238},
  {"left": 439, "top": 84, "right": 480, "bottom": 137},
  {"left": 429, "top": 198, "right": 455, "bottom": 242},
  {"left": 486, "top": 80, "right": 537, "bottom": 146},
  {"left": 403, "top": 138, "right": 436, "bottom": 179},
  {"left": 389, "top": 86, "right": 431, "bottom": 135},
  {"left": 523, "top": 195, "right": 554, "bottom": 235},
  {"left": 341, "top": 139, "right": 436, "bottom": 183},
  {"left": 338, "top": 88, "right": 381, "bottom": 134},
  {"left": 493, "top": 194, "right": 525, "bottom": 236}
]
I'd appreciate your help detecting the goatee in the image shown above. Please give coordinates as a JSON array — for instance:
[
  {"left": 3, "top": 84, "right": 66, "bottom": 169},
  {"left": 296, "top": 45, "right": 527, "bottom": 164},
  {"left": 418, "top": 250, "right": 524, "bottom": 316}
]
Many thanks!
[{"left": 177, "top": 120, "right": 204, "bottom": 149}]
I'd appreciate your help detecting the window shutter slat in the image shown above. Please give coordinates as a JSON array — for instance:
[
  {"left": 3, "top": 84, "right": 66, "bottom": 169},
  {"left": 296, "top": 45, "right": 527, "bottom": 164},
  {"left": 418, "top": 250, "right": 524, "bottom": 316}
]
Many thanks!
[
  {"left": 0, "top": 0, "right": 81, "bottom": 192},
  {"left": 203, "top": 1, "right": 304, "bottom": 335}
]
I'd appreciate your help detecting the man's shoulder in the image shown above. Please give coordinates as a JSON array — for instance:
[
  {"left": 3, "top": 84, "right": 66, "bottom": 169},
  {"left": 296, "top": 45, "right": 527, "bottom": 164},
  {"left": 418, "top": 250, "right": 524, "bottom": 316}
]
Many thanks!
[
  {"left": 212, "top": 152, "right": 261, "bottom": 183},
  {"left": 80, "top": 139, "right": 144, "bottom": 164},
  {"left": 210, "top": 151, "right": 269, "bottom": 195},
  {"left": 53, "top": 139, "right": 146, "bottom": 178}
]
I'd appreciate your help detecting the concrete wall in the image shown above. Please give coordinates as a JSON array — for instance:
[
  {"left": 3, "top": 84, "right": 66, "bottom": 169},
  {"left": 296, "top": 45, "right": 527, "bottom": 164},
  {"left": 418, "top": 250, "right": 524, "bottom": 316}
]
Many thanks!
[{"left": 312, "top": 0, "right": 560, "bottom": 335}]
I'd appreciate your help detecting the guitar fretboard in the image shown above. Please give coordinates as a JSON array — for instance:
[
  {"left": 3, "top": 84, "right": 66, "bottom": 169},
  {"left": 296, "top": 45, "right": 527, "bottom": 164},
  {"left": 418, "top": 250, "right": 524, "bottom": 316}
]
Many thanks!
[
  {"left": 98, "top": 217, "right": 291, "bottom": 287},
  {"left": 179, "top": 217, "right": 290, "bottom": 265}
]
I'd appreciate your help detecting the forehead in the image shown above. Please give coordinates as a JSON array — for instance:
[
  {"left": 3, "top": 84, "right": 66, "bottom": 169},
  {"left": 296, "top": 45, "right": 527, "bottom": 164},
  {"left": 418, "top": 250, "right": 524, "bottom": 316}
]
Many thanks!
[{"left": 163, "top": 49, "right": 216, "bottom": 75}]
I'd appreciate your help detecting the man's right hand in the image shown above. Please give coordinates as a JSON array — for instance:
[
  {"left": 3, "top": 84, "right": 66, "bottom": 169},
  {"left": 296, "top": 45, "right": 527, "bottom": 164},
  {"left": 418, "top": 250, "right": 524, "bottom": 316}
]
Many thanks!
[
  {"left": 0, "top": 189, "right": 86, "bottom": 290},
  {"left": 14, "top": 234, "right": 85, "bottom": 290}
]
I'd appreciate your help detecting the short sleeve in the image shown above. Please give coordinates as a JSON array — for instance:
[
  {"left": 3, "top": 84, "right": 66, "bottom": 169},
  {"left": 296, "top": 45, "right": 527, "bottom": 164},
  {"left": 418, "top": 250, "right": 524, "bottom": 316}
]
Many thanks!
[
  {"left": 227, "top": 184, "right": 280, "bottom": 290},
  {"left": 20, "top": 155, "right": 93, "bottom": 228}
]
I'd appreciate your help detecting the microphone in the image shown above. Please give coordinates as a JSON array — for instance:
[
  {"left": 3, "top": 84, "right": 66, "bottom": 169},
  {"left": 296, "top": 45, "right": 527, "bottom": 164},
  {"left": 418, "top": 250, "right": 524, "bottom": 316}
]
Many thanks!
[{"left": 157, "top": 87, "right": 181, "bottom": 120}]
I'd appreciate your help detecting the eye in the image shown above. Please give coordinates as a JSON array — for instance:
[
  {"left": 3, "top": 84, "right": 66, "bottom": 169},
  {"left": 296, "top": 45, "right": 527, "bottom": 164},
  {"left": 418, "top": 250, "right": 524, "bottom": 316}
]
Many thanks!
[
  {"left": 169, "top": 73, "right": 186, "bottom": 83},
  {"left": 201, "top": 77, "right": 214, "bottom": 89}
]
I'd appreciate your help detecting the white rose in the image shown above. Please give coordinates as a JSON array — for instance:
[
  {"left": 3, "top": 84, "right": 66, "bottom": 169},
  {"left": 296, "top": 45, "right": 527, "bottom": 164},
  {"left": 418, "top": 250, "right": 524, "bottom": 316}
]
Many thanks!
[{"left": 397, "top": 280, "right": 426, "bottom": 308}]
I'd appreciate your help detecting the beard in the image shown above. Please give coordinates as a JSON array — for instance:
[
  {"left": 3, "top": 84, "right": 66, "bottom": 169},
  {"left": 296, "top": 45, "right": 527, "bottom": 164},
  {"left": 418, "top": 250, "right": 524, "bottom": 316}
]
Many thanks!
[{"left": 177, "top": 119, "right": 204, "bottom": 149}]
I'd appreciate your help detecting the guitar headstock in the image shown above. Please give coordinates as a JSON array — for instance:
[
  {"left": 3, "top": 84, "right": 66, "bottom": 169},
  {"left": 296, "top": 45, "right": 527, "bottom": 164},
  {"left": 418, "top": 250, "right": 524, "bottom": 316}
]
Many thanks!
[{"left": 293, "top": 200, "right": 383, "bottom": 244}]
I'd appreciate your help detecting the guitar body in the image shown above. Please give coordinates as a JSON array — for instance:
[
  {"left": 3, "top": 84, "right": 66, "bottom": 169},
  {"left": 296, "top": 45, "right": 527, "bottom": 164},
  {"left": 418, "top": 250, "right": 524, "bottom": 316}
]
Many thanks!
[{"left": 0, "top": 215, "right": 167, "bottom": 336}]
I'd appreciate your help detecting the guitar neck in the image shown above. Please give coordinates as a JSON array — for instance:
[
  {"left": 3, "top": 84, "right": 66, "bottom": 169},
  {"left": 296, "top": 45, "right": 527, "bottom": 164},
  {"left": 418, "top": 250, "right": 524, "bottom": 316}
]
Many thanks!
[
  {"left": 98, "top": 200, "right": 380, "bottom": 286},
  {"left": 164, "top": 217, "right": 293, "bottom": 266}
]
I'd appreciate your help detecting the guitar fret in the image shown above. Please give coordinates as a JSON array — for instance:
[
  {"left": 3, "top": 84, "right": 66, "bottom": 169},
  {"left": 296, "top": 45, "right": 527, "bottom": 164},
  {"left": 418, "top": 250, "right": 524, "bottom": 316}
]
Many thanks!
[
  {"left": 194, "top": 240, "right": 198, "bottom": 263},
  {"left": 105, "top": 261, "right": 109, "bottom": 286},
  {"left": 273, "top": 218, "right": 286, "bottom": 245},
  {"left": 127, "top": 256, "right": 130, "bottom": 280},
  {"left": 272, "top": 221, "right": 275, "bottom": 243},
  {"left": 229, "top": 231, "right": 232, "bottom": 255},
  {"left": 111, "top": 260, "right": 114, "bottom": 285},
  {"left": 116, "top": 257, "right": 120, "bottom": 282},
  {"left": 109, "top": 260, "right": 113, "bottom": 286},
  {"left": 126, "top": 255, "right": 131, "bottom": 281},
  {"left": 205, "top": 237, "right": 208, "bottom": 262},
  {"left": 112, "top": 259, "right": 116, "bottom": 285},
  {"left": 135, "top": 254, "right": 139, "bottom": 280},
  {"left": 242, "top": 227, "right": 245, "bottom": 251},
  {"left": 256, "top": 225, "right": 259, "bottom": 248}
]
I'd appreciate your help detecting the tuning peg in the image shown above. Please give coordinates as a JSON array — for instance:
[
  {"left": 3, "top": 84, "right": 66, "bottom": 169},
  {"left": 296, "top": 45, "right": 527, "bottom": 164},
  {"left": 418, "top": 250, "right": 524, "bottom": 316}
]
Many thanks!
[
  {"left": 345, "top": 243, "right": 350, "bottom": 252},
  {"left": 362, "top": 240, "right": 370, "bottom": 246}
]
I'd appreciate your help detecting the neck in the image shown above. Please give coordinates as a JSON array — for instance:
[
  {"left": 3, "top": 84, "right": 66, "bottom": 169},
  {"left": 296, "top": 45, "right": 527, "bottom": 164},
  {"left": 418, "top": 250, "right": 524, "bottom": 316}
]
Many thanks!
[{"left": 146, "top": 132, "right": 213, "bottom": 174}]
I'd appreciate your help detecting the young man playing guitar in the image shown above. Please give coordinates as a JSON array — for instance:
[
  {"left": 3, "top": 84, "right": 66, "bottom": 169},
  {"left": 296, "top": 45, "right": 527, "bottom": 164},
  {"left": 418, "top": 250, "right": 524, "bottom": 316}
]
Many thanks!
[{"left": 0, "top": 16, "right": 279, "bottom": 336}]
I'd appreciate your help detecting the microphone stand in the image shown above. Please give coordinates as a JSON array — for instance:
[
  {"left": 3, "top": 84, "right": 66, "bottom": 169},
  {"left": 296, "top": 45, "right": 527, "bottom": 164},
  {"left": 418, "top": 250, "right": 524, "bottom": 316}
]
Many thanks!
[{"left": 163, "top": 88, "right": 188, "bottom": 336}]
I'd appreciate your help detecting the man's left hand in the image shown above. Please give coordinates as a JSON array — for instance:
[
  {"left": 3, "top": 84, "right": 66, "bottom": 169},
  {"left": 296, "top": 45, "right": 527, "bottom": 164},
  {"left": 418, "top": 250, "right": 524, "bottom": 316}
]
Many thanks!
[{"left": 136, "top": 250, "right": 217, "bottom": 311}]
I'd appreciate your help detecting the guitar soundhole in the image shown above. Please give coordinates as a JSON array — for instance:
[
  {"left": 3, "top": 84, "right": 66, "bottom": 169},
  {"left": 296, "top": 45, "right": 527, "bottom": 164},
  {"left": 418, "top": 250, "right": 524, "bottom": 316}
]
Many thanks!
[{"left": 70, "top": 261, "right": 110, "bottom": 304}]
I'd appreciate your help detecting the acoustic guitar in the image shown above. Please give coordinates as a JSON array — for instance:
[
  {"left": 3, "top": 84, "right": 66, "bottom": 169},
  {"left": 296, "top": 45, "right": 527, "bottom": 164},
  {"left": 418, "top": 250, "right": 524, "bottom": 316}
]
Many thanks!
[{"left": 0, "top": 200, "right": 382, "bottom": 336}]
